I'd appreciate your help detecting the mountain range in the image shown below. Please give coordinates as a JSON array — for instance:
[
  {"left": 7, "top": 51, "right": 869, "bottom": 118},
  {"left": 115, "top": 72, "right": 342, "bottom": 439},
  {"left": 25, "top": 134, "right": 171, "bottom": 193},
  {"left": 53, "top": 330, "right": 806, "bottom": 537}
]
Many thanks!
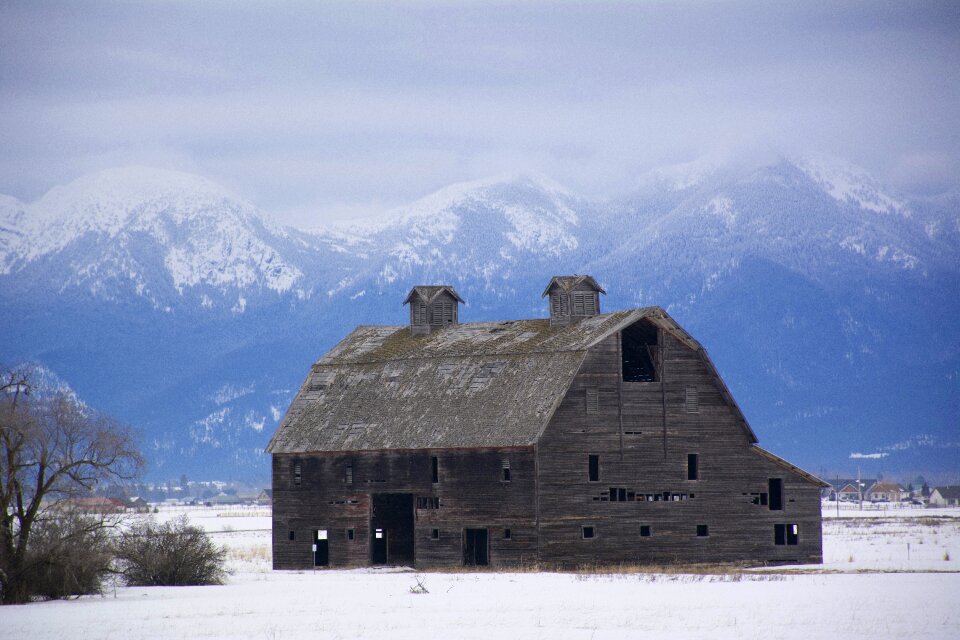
[{"left": 1, "top": 158, "right": 957, "bottom": 481}]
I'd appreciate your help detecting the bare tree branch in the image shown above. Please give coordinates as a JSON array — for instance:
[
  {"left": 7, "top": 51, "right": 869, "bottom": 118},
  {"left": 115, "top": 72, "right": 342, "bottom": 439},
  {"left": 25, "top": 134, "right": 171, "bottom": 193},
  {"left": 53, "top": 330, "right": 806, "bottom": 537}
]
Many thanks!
[{"left": 0, "top": 365, "right": 143, "bottom": 604}]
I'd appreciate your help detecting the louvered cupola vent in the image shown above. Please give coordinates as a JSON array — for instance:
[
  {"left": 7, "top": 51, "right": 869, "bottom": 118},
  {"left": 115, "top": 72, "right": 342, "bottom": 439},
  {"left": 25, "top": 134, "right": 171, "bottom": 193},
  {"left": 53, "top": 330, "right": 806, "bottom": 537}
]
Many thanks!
[
  {"left": 403, "top": 285, "right": 464, "bottom": 335},
  {"left": 542, "top": 275, "right": 605, "bottom": 327}
]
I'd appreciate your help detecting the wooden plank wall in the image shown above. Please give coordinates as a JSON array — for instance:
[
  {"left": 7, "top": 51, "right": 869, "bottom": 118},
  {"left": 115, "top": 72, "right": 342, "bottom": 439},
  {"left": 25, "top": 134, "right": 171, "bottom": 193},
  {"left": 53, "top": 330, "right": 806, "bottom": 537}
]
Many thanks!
[
  {"left": 272, "top": 447, "right": 537, "bottom": 569},
  {"left": 536, "top": 322, "right": 823, "bottom": 566}
]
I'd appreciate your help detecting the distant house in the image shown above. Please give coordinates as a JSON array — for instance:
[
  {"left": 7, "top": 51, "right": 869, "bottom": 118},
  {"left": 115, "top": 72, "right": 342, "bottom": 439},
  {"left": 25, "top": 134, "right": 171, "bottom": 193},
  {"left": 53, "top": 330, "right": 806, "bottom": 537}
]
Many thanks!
[
  {"left": 929, "top": 486, "right": 960, "bottom": 507},
  {"left": 267, "top": 276, "right": 826, "bottom": 570},
  {"left": 257, "top": 489, "right": 273, "bottom": 506},
  {"left": 865, "top": 482, "right": 905, "bottom": 503},
  {"left": 826, "top": 479, "right": 875, "bottom": 502},
  {"left": 126, "top": 496, "right": 149, "bottom": 511},
  {"left": 60, "top": 497, "right": 126, "bottom": 514},
  {"left": 207, "top": 493, "right": 243, "bottom": 506}
]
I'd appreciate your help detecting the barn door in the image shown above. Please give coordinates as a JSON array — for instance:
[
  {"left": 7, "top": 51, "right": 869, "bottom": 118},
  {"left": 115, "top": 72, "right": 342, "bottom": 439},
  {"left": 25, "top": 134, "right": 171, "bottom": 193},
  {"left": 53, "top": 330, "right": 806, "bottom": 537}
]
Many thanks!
[
  {"left": 463, "top": 528, "right": 489, "bottom": 566},
  {"left": 370, "top": 493, "right": 414, "bottom": 566},
  {"left": 371, "top": 527, "right": 388, "bottom": 564},
  {"left": 313, "top": 529, "right": 329, "bottom": 566}
]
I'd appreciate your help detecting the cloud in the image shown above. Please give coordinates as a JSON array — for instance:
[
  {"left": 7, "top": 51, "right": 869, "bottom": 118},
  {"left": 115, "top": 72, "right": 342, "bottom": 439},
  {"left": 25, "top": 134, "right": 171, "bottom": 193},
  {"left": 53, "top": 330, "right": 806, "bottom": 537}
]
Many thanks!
[
  {"left": 849, "top": 453, "right": 889, "bottom": 460},
  {"left": 1, "top": 2, "right": 958, "bottom": 225}
]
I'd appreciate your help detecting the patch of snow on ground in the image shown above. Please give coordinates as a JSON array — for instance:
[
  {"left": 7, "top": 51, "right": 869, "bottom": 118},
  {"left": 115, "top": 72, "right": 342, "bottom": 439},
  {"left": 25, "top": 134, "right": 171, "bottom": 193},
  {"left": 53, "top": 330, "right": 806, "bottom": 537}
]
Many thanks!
[{"left": 4, "top": 505, "right": 957, "bottom": 639}]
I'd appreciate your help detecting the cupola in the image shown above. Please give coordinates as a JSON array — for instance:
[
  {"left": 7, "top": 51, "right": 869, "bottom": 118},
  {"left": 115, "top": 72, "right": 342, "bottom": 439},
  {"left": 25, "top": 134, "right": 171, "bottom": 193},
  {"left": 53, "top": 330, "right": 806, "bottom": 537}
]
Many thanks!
[
  {"left": 542, "top": 275, "right": 605, "bottom": 326},
  {"left": 403, "top": 285, "right": 464, "bottom": 335}
]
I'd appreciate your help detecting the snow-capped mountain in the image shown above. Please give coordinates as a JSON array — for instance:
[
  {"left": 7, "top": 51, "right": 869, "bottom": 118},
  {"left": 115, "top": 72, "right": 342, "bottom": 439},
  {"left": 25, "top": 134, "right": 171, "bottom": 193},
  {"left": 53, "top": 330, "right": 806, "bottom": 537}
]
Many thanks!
[
  {"left": 1, "top": 167, "right": 306, "bottom": 309},
  {"left": 1, "top": 159, "right": 956, "bottom": 480},
  {"left": 304, "top": 173, "right": 587, "bottom": 303}
]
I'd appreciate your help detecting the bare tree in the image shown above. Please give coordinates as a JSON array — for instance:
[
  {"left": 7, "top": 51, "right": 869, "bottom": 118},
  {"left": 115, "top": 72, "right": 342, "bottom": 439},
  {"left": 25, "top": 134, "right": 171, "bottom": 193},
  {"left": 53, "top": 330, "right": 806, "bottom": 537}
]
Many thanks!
[{"left": 0, "top": 365, "right": 143, "bottom": 604}]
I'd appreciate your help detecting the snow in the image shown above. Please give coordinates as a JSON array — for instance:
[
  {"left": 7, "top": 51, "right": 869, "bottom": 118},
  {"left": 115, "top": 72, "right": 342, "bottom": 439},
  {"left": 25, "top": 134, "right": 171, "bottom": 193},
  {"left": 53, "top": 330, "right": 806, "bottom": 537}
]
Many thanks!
[
  {"left": 309, "top": 173, "right": 580, "bottom": 268},
  {"left": 4, "top": 505, "right": 957, "bottom": 639},
  {"left": 4, "top": 166, "right": 303, "bottom": 297},
  {"left": 799, "top": 156, "right": 907, "bottom": 215}
]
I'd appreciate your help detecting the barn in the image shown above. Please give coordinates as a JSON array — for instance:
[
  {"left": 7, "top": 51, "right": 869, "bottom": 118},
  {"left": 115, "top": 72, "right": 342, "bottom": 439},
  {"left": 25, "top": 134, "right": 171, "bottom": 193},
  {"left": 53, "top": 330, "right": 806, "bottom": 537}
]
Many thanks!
[{"left": 266, "top": 276, "right": 825, "bottom": 569}]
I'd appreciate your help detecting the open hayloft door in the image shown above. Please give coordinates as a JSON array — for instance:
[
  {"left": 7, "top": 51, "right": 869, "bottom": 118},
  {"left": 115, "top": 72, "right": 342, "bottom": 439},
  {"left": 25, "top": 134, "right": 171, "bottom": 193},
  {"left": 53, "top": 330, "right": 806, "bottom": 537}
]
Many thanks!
[{"left": 370, "top": 493, "right": 414, "bottom": 566}]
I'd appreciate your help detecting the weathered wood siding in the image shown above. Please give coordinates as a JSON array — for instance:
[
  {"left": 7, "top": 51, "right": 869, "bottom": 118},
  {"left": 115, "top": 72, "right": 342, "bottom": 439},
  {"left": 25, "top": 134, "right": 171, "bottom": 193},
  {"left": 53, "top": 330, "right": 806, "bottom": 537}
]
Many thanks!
[
  {"left": 272, "top": 447, "right": 537, "bottom": 569},
  {"left": 536, "top": 322, "right": 823, "bottom": 566}
]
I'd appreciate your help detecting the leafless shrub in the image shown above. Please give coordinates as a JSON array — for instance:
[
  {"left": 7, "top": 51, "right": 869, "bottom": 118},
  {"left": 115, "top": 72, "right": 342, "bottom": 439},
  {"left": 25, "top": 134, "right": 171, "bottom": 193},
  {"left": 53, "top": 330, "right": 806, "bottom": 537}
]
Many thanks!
[
  {"left": 18, "top": 508, "right": 115, "bottom": 600},
  {"left": 115, "top": 515, "right": 227, "bottom": 586}
]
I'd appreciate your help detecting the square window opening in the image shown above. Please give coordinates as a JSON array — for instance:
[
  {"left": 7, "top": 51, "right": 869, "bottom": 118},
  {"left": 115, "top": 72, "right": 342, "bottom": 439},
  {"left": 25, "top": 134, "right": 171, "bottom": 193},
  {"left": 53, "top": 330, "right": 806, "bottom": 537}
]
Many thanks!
[
  {"left": 640, "top": 525, "right": 651, "bottom": 537},
  {"left": 504, "top": 528, "right": 512, "bottom": 540},
  {"left": 696, "top": 524, "right": 709, "bottom": 537},
  {"left": 582, "top": 526, "right": 595, "bottom": 539},
  {"left": 431, "top": 528, "right": 440, "bottom": 540}
]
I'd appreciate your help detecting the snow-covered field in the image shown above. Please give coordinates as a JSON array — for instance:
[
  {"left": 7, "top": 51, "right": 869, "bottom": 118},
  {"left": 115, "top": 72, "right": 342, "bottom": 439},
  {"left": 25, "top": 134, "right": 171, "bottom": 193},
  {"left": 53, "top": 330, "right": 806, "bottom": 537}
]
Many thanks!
[{"left": 4, "top": 504, "right": 958, "bottom": 639}]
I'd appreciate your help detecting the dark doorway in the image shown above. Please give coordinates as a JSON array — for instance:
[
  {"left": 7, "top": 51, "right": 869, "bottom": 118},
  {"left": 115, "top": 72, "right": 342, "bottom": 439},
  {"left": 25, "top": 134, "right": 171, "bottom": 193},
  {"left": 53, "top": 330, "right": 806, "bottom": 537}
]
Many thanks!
[
  {"left": 370, "top": 493, "right": 414, "bottom": 566},
  {"left": 463, "top": 528, "right": 489, "bottom": 566},
  {"left": 313, "top": 529, "right": 329, "bottom": 567}
]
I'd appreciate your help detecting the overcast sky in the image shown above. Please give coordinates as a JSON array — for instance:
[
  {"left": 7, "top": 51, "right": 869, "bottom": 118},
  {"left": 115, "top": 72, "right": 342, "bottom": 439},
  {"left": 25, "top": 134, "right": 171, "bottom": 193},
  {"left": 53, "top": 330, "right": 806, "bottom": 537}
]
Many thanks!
[{"left": 1, "top": 1, "right": 958, "bottom": 227}]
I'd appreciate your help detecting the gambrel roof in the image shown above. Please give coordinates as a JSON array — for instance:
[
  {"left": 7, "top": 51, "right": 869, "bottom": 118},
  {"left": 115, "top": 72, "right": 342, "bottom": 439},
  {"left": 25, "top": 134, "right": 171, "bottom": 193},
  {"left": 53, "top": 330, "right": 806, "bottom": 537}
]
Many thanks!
[{"left": 266, "top": 306, "right": 759, "bottom": 454}]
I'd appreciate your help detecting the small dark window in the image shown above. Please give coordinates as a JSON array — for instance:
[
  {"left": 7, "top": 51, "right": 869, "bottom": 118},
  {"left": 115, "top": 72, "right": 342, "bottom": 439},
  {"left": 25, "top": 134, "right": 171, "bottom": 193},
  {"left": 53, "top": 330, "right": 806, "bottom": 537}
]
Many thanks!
[
  {"left": 504, "top": 528, "right": 512, "bottom": 540},
  {"left": 417, "top": 496, "right": 440, "bottom": 510},
  {"left": 344, "top": 464, "right": 353, "bottom": 484},
  {"left": 585, "top": 387, "right": 599, "bottom": 414},
  {"left": 431, "top": 528, "right": 440, "bottom": 540},
  {"left": 687, "top": 453, "right": 699, "bottom": 481},
  {"left": 502, "top": 459, "right": 511, "bottom": 482},
  {"left": 696, "top": 524, "right": 709, "bottom": 537},
  {"left": 347, "top": 528, "right": 355, "bottom": 541},
  {"left": 774, "top": 524, "right": 786, "bottom": 545},
  {"left": 288, "top": 530, "right": 295, "bottom": 541},
  {"left": 588, "top": 455, "right": 599, "bottom": 482},
  {"left": 769, "top": 478, "right": 783, "bottom": 511},
  {"left": 293, "top": 461, "right": 302, "bottom": 486},
  {"left": 640, "top": 525, "right": 651, "bottom": 537},
  {"left": 609, "top": 487, "right": 627, "bottom": 502},
  {"left": 431, "top": 456, "right": 439, "bottom": 483},
  {"left": 685, "top": 387, "right": 699, "bottom": 413},
  {"left": 582, "top": 526, "right": 595, "bottom": 539}
]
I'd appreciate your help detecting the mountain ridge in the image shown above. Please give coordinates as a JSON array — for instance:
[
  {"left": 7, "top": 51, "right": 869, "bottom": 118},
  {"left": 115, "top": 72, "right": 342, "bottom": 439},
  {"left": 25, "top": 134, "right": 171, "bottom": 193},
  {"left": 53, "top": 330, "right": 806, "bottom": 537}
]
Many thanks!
[{"left": 1, "top": 158, "right": 956, "bottom": 480}]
